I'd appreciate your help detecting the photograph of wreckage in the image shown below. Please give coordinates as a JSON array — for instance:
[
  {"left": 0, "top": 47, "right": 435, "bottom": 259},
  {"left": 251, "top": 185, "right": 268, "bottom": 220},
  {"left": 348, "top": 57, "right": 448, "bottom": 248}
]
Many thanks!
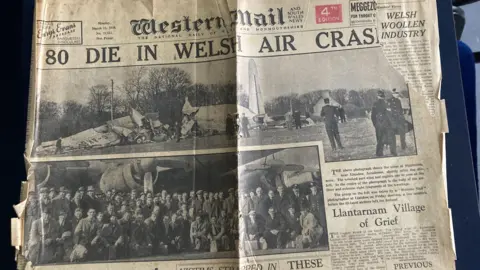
[
  {"left": 32, "top": 61, "right": 267, "bottom": 157},
  {"left": 25, "top": 145, "right": 328, "bottom": 264}
]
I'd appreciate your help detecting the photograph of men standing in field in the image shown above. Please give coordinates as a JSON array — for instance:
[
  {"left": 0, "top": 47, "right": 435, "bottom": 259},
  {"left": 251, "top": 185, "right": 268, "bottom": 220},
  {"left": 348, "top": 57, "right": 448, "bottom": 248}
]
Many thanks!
[{"left": 236, "top": 47, "right": 416, "bottom": 162}]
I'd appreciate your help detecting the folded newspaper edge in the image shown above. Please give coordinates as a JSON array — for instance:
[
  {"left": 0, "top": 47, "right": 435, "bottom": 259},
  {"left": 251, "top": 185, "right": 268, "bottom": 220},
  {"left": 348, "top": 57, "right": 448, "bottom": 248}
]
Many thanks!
[{"left": 17, "top": 0, "right": 458, "bottom": 269}]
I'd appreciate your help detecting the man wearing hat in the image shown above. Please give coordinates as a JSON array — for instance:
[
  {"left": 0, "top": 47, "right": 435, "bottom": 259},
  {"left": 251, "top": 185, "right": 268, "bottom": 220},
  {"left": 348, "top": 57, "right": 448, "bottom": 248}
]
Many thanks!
[
  {"left": 290, "top": 185, "right": 307, "bottom": 214},
  {"left": 192, "top": 190, "right": 203, "bottom": 214},
  {"left": 293, "top": 110, "right": 302, "bottom": 129},
  {"left": 53, "top": 186, "right": 71, "bottom": 219},
  {"left": 48, "top": 187, "right": 56, "bottom": 201},
  {"left": 224, "top": 188, "right": 236, "bottom": 216},
  {"left": 259, "top": 190, "right": 275, "bottom": 219},
  {"left": 273, "top": 185, "right": 292, "bottom": 219},
  {"left": 78, "top": 186, "right": 86, "bottom": 199},
  {"left": 388, "top": 88, "right": 407, "bottom": 150},
  {"left": 320, "top": 98, "right": 343, "bottom": 151},
  {"left": 371, "top": 90, "right": 397, "bottom": 156},
  {"left": 307, "top": 183, "right": 327, "bottom": 230},
  {"left": 203, "top": 192, "right": 214, "bottom": 219},
  {"left": 28, "top": 206, "right": 59, "bottom": 264},
  {"left": 83, "top": 185, "right": 99, "bottom": 212},
  {"left": 55, "top": 210, "right": 72, "bottom": 262},
  {"left": 27, "top": 207, "right": 59, "bottom": 264},
  {"left": 24, "top": 192, "right": 39, "bottom": 249},
  {"left": 38, "top": 187, "right": 51, "bottom": 210}
]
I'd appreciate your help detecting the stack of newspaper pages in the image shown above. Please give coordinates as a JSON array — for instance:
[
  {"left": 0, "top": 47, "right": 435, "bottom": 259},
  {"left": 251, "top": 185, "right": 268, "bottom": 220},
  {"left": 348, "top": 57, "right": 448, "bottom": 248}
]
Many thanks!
[{"left": 12, "top": 0, "right": 456, "bottom": 269}]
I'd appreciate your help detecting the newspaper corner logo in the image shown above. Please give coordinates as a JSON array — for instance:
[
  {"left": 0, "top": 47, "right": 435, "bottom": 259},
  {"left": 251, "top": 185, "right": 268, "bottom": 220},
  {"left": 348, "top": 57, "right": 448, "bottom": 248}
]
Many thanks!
[
  {"left": 36, "top": 20, "right": 83, "bottom": 45},
  {"left": 315, "top": 4, "right": 343, "bottom": 24}
]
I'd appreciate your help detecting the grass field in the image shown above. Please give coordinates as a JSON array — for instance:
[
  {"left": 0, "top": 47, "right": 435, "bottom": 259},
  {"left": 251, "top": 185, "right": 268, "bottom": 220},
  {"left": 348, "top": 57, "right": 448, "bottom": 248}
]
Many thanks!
[{"left": 40, "top": 117, "right": 416, "bottom": 162}]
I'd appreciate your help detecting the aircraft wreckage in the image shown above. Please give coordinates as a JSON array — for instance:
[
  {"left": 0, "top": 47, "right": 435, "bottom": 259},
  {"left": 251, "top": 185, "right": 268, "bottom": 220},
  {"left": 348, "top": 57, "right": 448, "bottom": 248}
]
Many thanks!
[{"left": 32, "top": 147, "right": 320, "bottom": 194}]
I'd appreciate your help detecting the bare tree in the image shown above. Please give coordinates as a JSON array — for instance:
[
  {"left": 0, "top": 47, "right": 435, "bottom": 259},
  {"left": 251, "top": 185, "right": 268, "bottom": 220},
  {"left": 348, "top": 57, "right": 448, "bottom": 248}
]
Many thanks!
[
  {"left": 39, "top": 100, "right": 60, "bottom": 120},
  {"left": 88, "top": 84, "right": 111, "bottom": 117},
  {"left": 122, "top": 67, "right": 147, "bottom": 112},
  {"left": 330, "top": 89, "right": 348, "bottom": 105},
  {"left": 144, "top": 67, "right": 192, "bottom": 112}
]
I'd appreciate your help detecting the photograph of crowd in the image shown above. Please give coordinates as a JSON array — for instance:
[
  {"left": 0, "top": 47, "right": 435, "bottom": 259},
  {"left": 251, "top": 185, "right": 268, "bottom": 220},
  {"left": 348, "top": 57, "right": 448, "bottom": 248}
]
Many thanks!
[{"left": 24, "top": 145, "right": 328, "bottom": 265}]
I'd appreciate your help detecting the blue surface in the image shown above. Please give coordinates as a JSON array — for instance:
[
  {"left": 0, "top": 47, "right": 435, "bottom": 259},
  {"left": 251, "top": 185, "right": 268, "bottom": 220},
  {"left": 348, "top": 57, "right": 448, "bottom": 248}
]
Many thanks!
[
  {"left": 438, "top": 1, "right": 480, "bottom": 269},
  {"left": 458, "top": 40, "right": 477, "bottom": 192}
]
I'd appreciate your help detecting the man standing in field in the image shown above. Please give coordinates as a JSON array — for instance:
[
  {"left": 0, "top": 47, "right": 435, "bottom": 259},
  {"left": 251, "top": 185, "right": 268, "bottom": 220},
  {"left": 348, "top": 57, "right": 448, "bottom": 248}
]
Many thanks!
[
  {"left": 387, "top": 89, "right": 407, "bottom": 150},
  {"left": 241, "top": 113, "right": 250, "bottom": 138},
  {"left": 371, "top": 91, "right": 396, "bottom": 157},
  {"left": 55, "top": 137, "right": 62, "bottom": 154},
  {"left": 320, "top": 99, "right": 343, "bottom": 151}
]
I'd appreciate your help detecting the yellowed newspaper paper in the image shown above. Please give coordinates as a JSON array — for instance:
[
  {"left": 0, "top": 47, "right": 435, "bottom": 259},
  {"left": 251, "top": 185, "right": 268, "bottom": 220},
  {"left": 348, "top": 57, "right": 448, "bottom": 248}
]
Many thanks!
[{"left": 18, "top": 0, "right": 454, "bottom": 269}]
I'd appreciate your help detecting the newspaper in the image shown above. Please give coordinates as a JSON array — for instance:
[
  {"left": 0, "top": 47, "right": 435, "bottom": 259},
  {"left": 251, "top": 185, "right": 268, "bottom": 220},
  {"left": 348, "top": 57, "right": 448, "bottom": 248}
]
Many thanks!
[{"left": 16, "top": 0, "right": 455, "bottom": 269}]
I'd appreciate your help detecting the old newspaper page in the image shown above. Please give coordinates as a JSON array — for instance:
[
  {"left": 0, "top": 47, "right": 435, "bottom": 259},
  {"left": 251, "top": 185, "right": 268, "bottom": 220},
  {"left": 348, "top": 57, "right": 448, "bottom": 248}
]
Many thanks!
[{"left": 15, "top": 0, "right": 455, "bottom": 269}]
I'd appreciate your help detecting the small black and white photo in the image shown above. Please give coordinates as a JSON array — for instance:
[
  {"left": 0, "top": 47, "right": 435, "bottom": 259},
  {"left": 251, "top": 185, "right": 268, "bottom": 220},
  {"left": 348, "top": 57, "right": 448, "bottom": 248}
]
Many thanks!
[
  {"left": 33, "top": 59, "right": 238, "bottom": 158},
  {"left": 236, "top": 48, "right": 417, "bottom": 162},
  {"left": 24, "top": 144, "right": 328, "bottom": 265}
]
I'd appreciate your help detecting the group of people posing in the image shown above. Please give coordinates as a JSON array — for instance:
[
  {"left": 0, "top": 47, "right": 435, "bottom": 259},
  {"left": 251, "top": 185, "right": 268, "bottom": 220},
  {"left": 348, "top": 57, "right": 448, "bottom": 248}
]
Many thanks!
[{"left": 25, "top": 182, "right": 327, "bottom": 265}]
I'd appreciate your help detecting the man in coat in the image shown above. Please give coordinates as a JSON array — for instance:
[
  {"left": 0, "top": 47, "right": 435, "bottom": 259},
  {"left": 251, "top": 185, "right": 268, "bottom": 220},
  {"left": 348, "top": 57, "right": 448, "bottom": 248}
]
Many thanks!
[
  {"left": 320, "top": 98, "right": 343, "bottom": 150},
  {"left": 290, "top": 185, "right": 307, "bottom": 214},
  {"left": 178, "top": 210, "right": 192, "bottom": 251},
  {"left": 273, "top": 185, "right": 292, "bottom": 218},
  {"left": 170, "top": 213, "right": 183, "bottom": 253},
  {"left": 284, "top": 206, "right": 302, "bottom": 243},
  {"left": 158, "top": 215, "right": 174, "bottom": 253},
  {"left": 240, "top": 191, "right": 254, "bottom": 217},
  {"left": 83, "top": 186, "right": 99, "bottom": 212},
  {"left": 129, "top": 212, "right": 152, "bottom": 257},
  {"left": 208, "top": 216, "right": 230, "bottom": 251},
  {"left": 144, "top": 211, "right": 161, "bottom": 254},
  {"left": 252, "top": 187, "right": 266, "bottom": 217},
  {"left": 52, "top": 186, "right": 71, "bottom": 219},
  {"left": 73, "top": 208, "right": 100, "bottom": 261},
  {"left": 263, "top": 207, "right": 286, "bottom": 249},
  {"left": 102, "top": 215, "right": 124, "bottom": 260},
  {"left": 371, "top": 90, "right": 396, "bottom": 156},
  {"left": 387, "top": 89, "right": 407, "bottom": 150},
  {"left": 190, "top": 214, "right": 208, "bottom": 251},
  {"left": 259, "top": 190, "right": 275, "bottom": 219},
  {"left": 28, "top": 207, "right": 59, "bottom": 265},
  {"left": 203, "top": 192, "right": 214, "bottom": 218},
  {"left": 224, "top": 188, "right": 236, "bottom": 215},
  {"left": 307, "top": 183, "right": 327, "bottom": 230},
  {"left": 192, "top": 191, "right": 204, "bottom": 215},
  {"left": 244, "top": 210, "right": 265, "bottom": 243},
  {"left": 241, "top": 113, "right": 250, "bottom": 138}
]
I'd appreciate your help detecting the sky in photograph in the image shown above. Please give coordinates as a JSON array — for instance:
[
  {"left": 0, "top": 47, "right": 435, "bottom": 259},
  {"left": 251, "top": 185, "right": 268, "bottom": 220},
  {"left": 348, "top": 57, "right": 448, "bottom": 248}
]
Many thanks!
[
  {"left": 237, "top": 47, "right": 407, "bottom": 102},
  {"left": 39, "top": 58, "right": 236, "bottom": 104}
]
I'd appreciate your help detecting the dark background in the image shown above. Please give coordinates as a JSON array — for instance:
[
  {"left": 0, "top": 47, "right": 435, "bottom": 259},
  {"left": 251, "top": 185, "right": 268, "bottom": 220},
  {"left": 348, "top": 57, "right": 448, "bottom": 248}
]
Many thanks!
[{"left": 3, "top": 0, "right": 480, "bottom": 270}]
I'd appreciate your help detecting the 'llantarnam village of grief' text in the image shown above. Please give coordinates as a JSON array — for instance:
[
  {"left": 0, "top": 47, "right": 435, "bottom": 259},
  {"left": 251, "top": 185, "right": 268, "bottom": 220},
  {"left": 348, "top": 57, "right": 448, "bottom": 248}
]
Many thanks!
[
  {"left": 332, "top": 203, "right": 426, "bottom": 227},
  {"left": 128, "top": 8, "right": 379, "bottom": 60}
]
